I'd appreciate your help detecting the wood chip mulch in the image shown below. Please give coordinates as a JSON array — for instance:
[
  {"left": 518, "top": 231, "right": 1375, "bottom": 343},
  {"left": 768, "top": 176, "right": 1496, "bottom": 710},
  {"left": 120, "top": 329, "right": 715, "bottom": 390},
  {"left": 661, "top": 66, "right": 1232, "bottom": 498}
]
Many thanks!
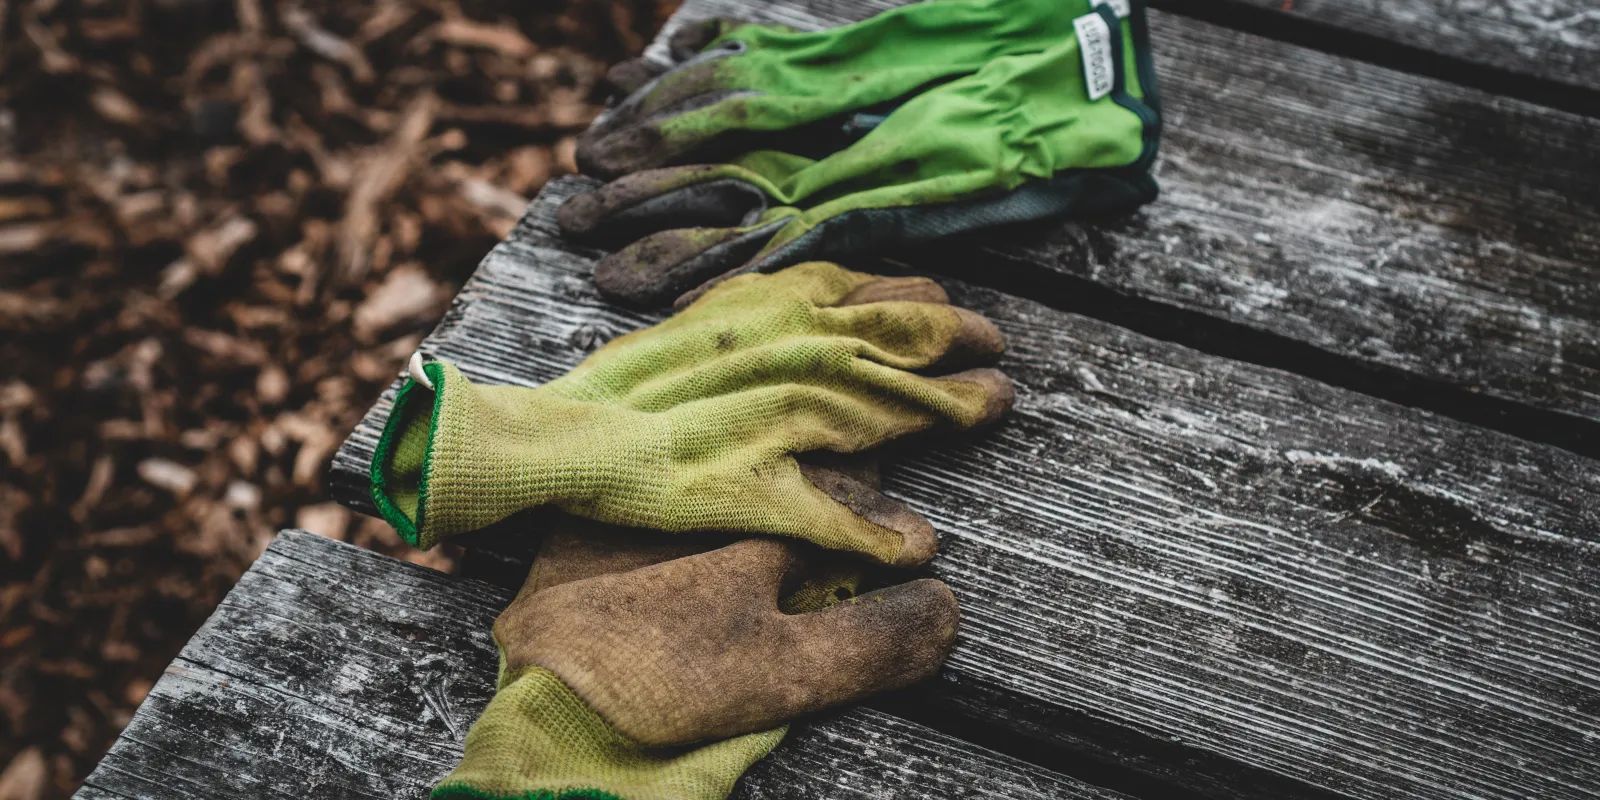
[{"left": 0, "top": 0, "right": 674, "bottom": 795}]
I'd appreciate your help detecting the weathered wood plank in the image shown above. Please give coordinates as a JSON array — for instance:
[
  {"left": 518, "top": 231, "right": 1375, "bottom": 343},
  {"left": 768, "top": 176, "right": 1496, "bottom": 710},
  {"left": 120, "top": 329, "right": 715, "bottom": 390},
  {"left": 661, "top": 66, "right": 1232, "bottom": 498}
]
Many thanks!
[
  {"left": 333, "top": 178, "right": 1600, "bottom": 799},
  {"left": 633, "top": 0, "right": 1600, "bottom": 455},
  {"left": 77, "top": 530, "right": 1133, "bottom": 800},
  {"left": 1196, "top": 0, "right": 1600, "bottom": 98}
]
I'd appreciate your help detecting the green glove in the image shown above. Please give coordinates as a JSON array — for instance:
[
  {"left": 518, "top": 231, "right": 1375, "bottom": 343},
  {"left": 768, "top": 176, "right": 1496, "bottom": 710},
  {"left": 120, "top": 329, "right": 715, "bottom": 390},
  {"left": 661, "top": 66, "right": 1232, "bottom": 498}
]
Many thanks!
[
  {"left": 577, "top": 0, "right": 1101, "bottom": 179},
  {"left": 564, "top": 2, "right": 1160, "bottom": 307},
  {"left": 370, "top": 262, "right": 1013, "bottom": 564},
  {"left": 433, "top": 528, "right": 955, "bottom": 800}
]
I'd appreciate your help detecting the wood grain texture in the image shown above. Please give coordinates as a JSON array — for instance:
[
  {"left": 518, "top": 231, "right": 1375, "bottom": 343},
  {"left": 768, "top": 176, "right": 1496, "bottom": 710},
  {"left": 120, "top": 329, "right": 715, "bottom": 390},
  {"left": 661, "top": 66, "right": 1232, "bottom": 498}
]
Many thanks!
[
  {"left": 76, "top": 530, "right": 1128, "bottom": 800},
  {"left": 332, "top": 178, "right": 1600, "bottom": 799},
  {"left": 638, "top": 0, "right": 1600, "bottom": 452},
  {"left": 1202, "top": 0, "right": 1600, "bottom": 94}
]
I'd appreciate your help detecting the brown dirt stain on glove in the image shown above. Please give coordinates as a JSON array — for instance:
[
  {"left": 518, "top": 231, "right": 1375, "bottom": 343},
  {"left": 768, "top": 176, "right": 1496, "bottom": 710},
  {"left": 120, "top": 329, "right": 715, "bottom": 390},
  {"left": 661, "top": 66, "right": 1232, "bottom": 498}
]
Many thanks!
[{"left": 497, "top": 538, "right": 959, "bottom": 746}]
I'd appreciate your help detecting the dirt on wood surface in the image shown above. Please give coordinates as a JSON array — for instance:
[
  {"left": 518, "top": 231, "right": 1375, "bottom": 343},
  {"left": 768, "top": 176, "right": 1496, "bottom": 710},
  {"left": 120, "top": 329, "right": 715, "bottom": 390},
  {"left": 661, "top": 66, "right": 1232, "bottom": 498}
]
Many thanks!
[{"left": 0, "top": 0, "right": 674, "bottom": 795}]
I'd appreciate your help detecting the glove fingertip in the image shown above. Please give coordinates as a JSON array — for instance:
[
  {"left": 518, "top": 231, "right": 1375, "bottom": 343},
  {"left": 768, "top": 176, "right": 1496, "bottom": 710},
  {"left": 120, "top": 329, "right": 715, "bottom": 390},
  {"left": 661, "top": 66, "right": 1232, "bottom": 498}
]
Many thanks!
[
  {"left": 668, "top": 18, "right": 727, "bottom": 60},
  {"left": 605, "top": 58, "right": 666, "bottom": 96},
  {"left": 574, "top": 127, "right": 664, "bottom": 181},
  {"left": 798, "top": 463, "right": 938, "bottom": 567},
  {"left": 829, "top": 578, "right": 960, "bottom": 685},
  {"left": 593, "top": 251, "right": 672, "bottom": 307},
  {"left": 555, "top": 191, "right": 604, "bottom": 239},
  {"left": 942, "top": 367, "right": 1015, "bottom": 428},
  {"left": 943, "top": 307, "right": 1007, "bottom": 368}
]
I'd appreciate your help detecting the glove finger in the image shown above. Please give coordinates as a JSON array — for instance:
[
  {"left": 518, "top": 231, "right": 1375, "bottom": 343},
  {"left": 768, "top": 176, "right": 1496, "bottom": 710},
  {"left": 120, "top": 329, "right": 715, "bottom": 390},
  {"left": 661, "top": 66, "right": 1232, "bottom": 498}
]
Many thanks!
[
  {"left": 558, "top": 166, "right": 773, "bottom": 243},
  {"left": 672, "top": 225, "right": 842, "bottom": 309},
  {"left": 932, "top": 367, "right": 1016, "bottom": 429},
  {"left": 777, "top": 577, "right": 959, "bottom": 704},
  {"left": 817, "top": 301, "right": 1005, "bottom": 372},
  {"left": 576, "top": 51, "right": 749, "bottom": 179},
  {"left": 667, "top": 18, "right": 742, "bottom": 61},
  {"left": 604, "top": 57, "right": 668, "bottom": 96},
  {"left": 835, "top": 275, "right": 949, "bottom": 306},
  {"left": 773, "top": 363, "right": 1014, "bottom": 446},
  {"left": 686, "top": 370, "right": 1009, "bottom": 564},
  {"left": 523, "top": 459, "right": 874, "bottom": 608},
  {"left": 592, "top": 220, "right": 788, "bottom": 307},
  {"left": 798, "top": 462, "right": 937, "bottom": 567}
]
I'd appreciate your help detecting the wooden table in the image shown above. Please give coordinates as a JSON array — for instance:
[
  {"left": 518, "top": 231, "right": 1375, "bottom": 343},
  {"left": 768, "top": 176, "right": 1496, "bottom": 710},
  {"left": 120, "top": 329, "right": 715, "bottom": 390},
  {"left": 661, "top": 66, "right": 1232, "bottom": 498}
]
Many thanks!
[{"left": 81, "top": 1, "right": 1600, "bottom": 798}]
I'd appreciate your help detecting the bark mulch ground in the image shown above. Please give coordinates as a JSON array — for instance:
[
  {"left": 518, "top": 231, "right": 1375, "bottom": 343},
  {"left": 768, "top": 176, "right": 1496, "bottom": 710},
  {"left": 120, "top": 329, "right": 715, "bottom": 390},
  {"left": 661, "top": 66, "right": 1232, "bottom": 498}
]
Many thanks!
[{"left": 0, "top": 0, "right": 673, "bottom": 795}]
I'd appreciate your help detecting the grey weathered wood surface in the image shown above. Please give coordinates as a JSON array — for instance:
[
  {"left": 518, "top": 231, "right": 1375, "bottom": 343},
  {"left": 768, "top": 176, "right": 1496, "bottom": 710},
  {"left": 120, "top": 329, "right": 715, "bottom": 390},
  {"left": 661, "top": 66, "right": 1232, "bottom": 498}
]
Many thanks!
[
  {"left": 641, "top": 0, "right": 1600, "bottom": 452},
  {"left": 75, "top": 530, "right": 1130, "bottom": 800},
  {"left": 1204, "top": 0, "right": 1600, "bottom": 95},
  {"left": 331, "top": 179, "right": 1600, "bottom": 800}
]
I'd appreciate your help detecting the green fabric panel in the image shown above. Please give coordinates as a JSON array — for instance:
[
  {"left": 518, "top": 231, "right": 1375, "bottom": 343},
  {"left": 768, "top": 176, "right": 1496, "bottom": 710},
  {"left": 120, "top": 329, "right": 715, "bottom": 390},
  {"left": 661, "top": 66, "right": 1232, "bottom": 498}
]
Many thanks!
[
  {"left": 431, "top": 666, "right": 785, "bottom": 800},
  {"left": 371, "top": 263, "right": 994, "bottom": 557},
  {"left": 653, "top": 0, "right": 1104, "bottom": 142},
  {"left": 747, "top": 4, "right": 1156, "bottom": 252}
]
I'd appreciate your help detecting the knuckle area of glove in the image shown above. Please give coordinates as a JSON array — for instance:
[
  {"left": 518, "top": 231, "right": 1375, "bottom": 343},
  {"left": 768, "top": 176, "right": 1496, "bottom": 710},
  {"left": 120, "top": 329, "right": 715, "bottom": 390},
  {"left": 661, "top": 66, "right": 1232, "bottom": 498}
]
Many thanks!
[
  {"left": 817, "top": 303, "right": 963, "bottom": 363},
  {"left": 635, "top": 62, "right": 737, "bottom": 116}
]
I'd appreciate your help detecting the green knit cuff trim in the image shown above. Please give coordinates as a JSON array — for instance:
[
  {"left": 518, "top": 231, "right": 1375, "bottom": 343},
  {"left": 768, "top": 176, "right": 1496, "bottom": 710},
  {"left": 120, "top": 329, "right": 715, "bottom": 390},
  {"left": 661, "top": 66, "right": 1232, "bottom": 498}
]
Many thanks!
[
  {"left": 370, "top": 361, "right": 447, "bottom": 547},
  {"left": 431, "top": 783, "right": 626, "bottom": 800}
]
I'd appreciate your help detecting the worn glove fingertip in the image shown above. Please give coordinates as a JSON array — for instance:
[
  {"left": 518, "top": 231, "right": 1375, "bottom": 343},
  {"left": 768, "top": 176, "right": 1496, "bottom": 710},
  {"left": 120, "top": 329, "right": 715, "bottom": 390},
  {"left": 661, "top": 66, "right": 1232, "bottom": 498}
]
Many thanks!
[
  {"left": 555, "top": 190, "right": 605, "bottom": 239},
  {"left": 944, "top": 367, "right": 1016, "bottom": 428},
  {"left": 605, "top": 58, "right": 667, "bottom": 96},
  {"left": 593, "top": 250, "right": 670, "bottom": 307},
  {"left": 668, "top": 19, "right": 729, "bottom": 61},
  {"left": 943, "top": 307, "right": 1007, "bottom": 367},
  {"left": 837, "top": 578, "right": 960, "bottom": 684},
  {"left": 799, "top": 463, "right": 938, "bottom": 567},
  {"left": 575, "top": 127, "right": 663, "bottom": 181}
]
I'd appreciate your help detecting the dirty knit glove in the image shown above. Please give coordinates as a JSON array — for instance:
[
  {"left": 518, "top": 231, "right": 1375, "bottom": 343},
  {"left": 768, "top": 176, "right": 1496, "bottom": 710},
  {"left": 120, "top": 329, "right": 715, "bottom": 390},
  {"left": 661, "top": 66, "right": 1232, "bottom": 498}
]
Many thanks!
[
  {"left": 565, "top": 1, "right": 1160, "bottom": 307},
  {"left": 432, "top": 534, "right": 956, "bottom": 800},
  {"left": 370, "top": 262, "right": 1012, "bottom": 563}
]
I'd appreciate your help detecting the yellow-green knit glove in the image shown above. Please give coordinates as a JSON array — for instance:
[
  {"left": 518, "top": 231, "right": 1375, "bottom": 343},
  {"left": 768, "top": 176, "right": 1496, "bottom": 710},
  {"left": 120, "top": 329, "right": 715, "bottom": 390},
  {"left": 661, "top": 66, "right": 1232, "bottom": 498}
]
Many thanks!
[
  {"left": 433, "top": 524, "right": 954, "bottom": 800},
  {"left": 370, "top": 262, "right": 1012, "bottom": 565}
]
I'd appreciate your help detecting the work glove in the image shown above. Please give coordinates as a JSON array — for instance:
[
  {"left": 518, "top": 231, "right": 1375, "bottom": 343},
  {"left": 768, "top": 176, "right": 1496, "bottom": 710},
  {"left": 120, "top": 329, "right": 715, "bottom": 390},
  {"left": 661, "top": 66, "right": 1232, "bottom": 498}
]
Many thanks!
[
  {"left": 432, "top": 527, "right": 957, "bottom": 800},
  {"left": 563, "top": 1, "right": 1161, "bottom": 307},
  {"left": 370, "top": 262, "right": 1013, "bottom": 564},
  {"left": 578, "top": 0, "right": 1120, "bottom": 178}
]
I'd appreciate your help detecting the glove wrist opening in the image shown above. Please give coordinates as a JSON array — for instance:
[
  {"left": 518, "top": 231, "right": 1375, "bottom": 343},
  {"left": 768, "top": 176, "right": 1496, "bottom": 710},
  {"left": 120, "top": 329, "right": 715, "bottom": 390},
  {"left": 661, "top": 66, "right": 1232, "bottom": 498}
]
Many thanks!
[{"left": 370, "top": 360, "right": 449, "bottom": 547}]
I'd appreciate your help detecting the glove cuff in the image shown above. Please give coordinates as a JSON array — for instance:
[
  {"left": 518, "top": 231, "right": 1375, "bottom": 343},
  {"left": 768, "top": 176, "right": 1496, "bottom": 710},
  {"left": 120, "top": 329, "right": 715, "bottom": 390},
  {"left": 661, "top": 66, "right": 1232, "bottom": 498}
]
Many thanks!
[
  {"left": 370, "top": 359, "right": 447, "bottom": 547},
  {"left": 370, "top": 361, "right": 673, "bottom": 549},
  {"left": 432, "top": 665, "right": 784, "bottom": 800}
]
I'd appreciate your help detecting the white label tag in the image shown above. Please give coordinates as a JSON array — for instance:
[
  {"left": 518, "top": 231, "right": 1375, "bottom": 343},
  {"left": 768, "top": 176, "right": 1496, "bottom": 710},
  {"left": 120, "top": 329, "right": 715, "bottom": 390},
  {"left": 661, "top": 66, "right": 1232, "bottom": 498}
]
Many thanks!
[
  {"left": 1095, "top": 0, "right": 1130, "bottom": 18},
  {"left": 1074, "top": 12, "right": 1115, "bottom": 102}
]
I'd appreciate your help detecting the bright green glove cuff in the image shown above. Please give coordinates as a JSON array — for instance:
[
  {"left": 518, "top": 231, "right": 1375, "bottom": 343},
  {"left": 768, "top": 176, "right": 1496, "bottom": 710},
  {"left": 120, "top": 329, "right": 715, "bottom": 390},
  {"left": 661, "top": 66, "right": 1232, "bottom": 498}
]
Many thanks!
[
  {"left": 370, "top": 360, "right": 673, "bottom": 550},
  {"left": 431, "top": 665, "right": 785, "bottom": 800}
]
